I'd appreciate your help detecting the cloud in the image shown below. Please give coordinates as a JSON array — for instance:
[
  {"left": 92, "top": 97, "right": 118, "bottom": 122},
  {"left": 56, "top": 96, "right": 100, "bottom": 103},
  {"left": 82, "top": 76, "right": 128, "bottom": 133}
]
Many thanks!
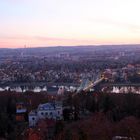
[
  {"left": 0, "top": 35, "right": 95, "bottom": 42},
  {"left": 0, "top": 35, "right": 98, "bottom": 48}
]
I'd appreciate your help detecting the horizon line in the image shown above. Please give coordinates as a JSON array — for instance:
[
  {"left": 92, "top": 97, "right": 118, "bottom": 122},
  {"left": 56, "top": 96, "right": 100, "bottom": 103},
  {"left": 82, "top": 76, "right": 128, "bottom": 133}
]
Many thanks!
[{"left": 1, "top": 43, "right": 140, "bottom": 49}]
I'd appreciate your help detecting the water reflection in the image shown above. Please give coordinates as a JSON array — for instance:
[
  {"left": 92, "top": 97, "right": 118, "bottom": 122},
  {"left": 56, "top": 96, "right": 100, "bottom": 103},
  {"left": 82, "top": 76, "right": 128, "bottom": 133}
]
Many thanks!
[
  {"left": 111, "top": 86, "right": 140, "bottom": 94},
  {"left": 0, "top": 85, "right": 76, "bottom": 93},
  {"left": 0, "top": 86, "right": 48, "bottom": 93}
]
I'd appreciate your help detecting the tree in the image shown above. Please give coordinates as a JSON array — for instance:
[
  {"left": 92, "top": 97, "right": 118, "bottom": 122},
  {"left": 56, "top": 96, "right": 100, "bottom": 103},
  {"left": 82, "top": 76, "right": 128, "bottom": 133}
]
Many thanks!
[{"left": 99, "top": 94, "right": 115, "bottom": 113}]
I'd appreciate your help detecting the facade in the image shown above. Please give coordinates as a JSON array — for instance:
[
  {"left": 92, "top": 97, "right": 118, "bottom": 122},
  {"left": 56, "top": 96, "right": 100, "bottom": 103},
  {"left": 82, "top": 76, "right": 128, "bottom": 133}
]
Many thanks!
[
  {"left": 16, "top": 102, "right": 27, "bottom": 122},
  {"left": 29, "top": 102, "right": 63, "bottom": 127}
]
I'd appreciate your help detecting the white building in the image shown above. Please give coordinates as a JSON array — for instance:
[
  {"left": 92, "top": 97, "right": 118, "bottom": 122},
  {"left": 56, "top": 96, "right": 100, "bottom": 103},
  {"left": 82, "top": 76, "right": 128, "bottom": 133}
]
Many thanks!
[
  {"left": 57, "top": 86, "right": 65, "bottom": 95},
  {"left": 29, "top": 102, "right": 63, "bottom": 127}
]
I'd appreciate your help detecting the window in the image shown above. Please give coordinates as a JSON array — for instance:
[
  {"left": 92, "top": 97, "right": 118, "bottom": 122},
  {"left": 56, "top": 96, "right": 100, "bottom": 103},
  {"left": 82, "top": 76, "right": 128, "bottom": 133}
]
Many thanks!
[
  {"left": 45, "top": 112, "right": 48, "bottom": 115},
  {"left": 50, "top": 112, "right": 52, "bottom": 115},
  {"left": 32, "top": 117, "right": 35, "bottom": 120},
  {"left": 58, "top": 111, "right": 60, "bottom": 114},
  {"left": 41, "top": 112, "right": 44, "bottom": 115}
]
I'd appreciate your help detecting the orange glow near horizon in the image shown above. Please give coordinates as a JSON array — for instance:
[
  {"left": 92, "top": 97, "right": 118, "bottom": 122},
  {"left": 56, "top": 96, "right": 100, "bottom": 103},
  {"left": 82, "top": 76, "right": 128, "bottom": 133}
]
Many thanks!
[
  {"left": 1, "top": 33, "right": 140, "bottom": 48},
  {"left": 1, "top": 36, "right": 140, "bottom": 48}
]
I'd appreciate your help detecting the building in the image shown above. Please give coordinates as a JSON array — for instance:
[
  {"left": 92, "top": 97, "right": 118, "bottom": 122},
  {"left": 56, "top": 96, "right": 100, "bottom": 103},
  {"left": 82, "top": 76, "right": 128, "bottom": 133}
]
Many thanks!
[
  {"left": 16, "top": 102, "right": 27, "bottom": 122},
  {"left": 57, "top": 86, "right": 65, "bottom": 95},
  {"left": 29, "top": 102, "right": 63, "bottom": 127}
]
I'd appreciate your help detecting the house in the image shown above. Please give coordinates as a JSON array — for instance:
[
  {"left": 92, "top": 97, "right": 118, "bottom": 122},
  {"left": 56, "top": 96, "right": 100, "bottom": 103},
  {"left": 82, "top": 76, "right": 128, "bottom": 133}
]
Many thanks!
[
  {"left": 29, "top": 101, "right": 63, "bottom": 127},
  {"left": 16, "top": 102, "right": 27, "bottom": 122}
]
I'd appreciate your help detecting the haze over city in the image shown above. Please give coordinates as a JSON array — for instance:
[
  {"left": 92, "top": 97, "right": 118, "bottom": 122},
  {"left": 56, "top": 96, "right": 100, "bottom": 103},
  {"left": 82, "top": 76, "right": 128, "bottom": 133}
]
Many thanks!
[
  {"left": 1, "top": 1, "right": 140, "bottom": 139},
  {"left": 1, "top": 0, "right": 140, "bottom": 48}
]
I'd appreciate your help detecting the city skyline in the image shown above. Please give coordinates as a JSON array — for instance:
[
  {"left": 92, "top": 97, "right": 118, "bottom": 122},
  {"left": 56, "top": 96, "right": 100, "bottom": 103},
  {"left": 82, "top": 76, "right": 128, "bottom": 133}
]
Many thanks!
[{"left": 1, "top": 0, "right": 140, "bottom": 48}]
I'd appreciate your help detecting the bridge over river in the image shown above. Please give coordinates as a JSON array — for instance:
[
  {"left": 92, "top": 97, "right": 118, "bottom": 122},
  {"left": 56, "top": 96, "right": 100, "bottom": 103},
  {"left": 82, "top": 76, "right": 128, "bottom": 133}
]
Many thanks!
[
  {"left": 77, "top": 80, "right": 140, "bottom": 94},
  {"left": 0, "top": 80, "right": 140, "bottom": 94}
]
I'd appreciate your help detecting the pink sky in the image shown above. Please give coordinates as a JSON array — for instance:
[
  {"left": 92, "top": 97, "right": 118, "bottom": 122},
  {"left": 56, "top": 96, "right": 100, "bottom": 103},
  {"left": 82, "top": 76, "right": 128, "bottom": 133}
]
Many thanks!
[{"left": 1, "top": 0, "right": 140, "bottom": 48}]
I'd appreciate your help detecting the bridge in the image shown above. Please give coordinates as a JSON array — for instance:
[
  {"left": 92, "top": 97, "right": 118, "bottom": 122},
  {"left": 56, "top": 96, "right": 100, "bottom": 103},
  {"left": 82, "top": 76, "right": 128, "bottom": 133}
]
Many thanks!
[
  {"left": 77, "top": 77, "right": 104, "bottom": 93},
  {"left": 76, "top": 79, "right": 140, "bottom": 94}
]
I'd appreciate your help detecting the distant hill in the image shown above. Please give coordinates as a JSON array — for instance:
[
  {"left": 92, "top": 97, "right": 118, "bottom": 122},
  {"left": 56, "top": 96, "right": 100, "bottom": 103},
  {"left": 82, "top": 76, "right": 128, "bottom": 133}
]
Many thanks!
[{"left": 0, "top": 44, "right": 140, "bottom": 56}]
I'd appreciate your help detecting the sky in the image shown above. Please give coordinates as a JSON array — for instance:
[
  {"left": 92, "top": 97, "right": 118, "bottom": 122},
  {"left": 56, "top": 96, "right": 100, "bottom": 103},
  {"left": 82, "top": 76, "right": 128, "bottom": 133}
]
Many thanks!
[{"left": 0, "top": 0, "right": 140, "bottom": 48}]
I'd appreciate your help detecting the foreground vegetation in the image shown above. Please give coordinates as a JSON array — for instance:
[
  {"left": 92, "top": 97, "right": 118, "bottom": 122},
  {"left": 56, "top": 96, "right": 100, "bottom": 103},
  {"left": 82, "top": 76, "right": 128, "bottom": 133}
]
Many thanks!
[
  {"left": 56, "top": 92, "right": 140, "bottom": 140},
  {"left": 0, "top": 92, "right": 140, "bottom": 139}
]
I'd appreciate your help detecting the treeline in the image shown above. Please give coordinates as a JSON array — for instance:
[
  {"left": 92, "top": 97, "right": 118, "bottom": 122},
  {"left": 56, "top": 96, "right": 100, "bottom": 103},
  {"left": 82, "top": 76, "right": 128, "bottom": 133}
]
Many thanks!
[
  {"left": 57, "top": 92, "right": 140, "bottom": 140},
  {"left": 0, "top": 94, "right": 16, "bottom": 139},
  {"left": 55, "top": 113, "right": 140, "bottom": 140},
  {"left": 64, "top": 92, "right": 140, "bottom": 121}
]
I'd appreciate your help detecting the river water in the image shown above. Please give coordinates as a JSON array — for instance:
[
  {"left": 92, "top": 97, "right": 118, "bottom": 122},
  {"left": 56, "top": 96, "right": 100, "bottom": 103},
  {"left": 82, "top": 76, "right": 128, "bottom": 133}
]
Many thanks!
[{"left": 109, "top": 86, "right": 140, "bottom": 94}]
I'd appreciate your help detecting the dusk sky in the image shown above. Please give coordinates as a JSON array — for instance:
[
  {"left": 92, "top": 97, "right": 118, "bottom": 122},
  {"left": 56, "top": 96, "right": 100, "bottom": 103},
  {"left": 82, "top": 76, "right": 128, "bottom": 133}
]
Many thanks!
[{"left": 0, "top": 0, "right": 140, "bottom": 48}]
